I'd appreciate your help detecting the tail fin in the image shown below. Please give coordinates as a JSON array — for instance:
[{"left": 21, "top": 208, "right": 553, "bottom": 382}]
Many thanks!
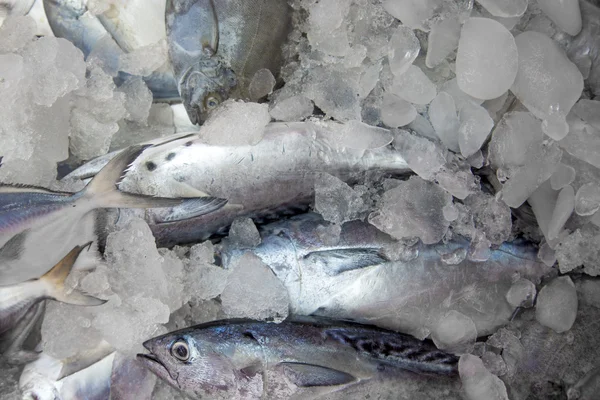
[
  {"left": 82, "top": 144, "right": 185, "bottom": 209},
  {"left": 40, "top": 243, "right": 106, "bottom": 307}
]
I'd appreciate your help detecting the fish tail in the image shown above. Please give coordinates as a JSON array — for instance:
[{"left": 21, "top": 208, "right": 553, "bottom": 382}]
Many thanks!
[
  {"left": 82, "top": 144, "right": 185, "bottom": 209},
  {"left": 40, "top": 243, "right": 106, "bottom": 307}
]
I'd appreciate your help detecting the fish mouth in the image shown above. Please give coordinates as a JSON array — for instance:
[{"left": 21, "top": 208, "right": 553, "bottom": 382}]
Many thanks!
[{"left": 136, "top": 352, "right": 180, "bottom": 388}]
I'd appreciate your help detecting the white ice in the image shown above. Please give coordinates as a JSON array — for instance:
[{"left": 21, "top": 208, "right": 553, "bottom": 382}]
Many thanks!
[
  {"left": 315, "top": 173, "right": 365, "bottom": 224},
  {"left": 426, "top": 17, "right": 460, "bottom": 68},
  {"left": 547, "top": 185, "right": 575, "bottom": 240},
  {"left": 269, "top": 95, "right": 314, "bottom": 122},
  {"left": 387, "top": 25, "right": 420, "bottom": 77},
  {"left": 505, "top": 278, "right": 536, "bottom": 308},
  {"left": 535, "top": 276, "right": 578, "bottom": 333},
  {"left": 391, "top": 65, "right": 437, "bottom": 105},
  {"left": 475, "top": 0, "right": 527, "bottom": 18},
  {"left": 458, "top": 100, "right": 494, "bottom": 157},
  {"left": 575, "top": 183, "right": 600, "bottom": 216},
  {"left": 550, "top": 163, "right": 576, "bottom": 190},
  {"left": 429, "top": 91, "right": 460, "bottom": 152},
  {"left": 536, "top": 0, "right": 582, "bottom": 36},
  {"left": 227, "top": 218, "right": 262, "bottom": 249},
  {"left": 381, "top": 92, "right": 417, "bottom": 127},
  {"left": 459, "top": 354, "right": 509, "bottom": 400},
  {"left": 431, "top": 310, "right": 477, "bottom": 354},
  {"left": 200, "top": 100, "right": 270, "bottom": 146}
]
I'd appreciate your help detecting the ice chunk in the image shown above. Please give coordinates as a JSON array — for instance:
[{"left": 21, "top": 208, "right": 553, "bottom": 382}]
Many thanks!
[
  {"left": 392, "top": 130, "right": 446, "bottom": 180},
  {"left": 441, "top": 247, "right": 468, "bottom": 265},
  {"left": 248, "top": 68, "right": 276, "bottom": 101},
  {"left": 388, "top": 26, "right": 420, "bottom": 77},
  {"left": 537, "top": 242, "right": 557, "bottom": 267},
  {"left": 579, "top": 279, "right": 600, "bottom": 308},
  {"left": 200, "top": 100, "right": 269, "bottom": 146},
  {"left": 547, "top": 185, "right": 575, "bottom": 240},
  {"left": 537, "top": 0, "right": 582, "bottom": 36},
  {"left": 322, "top": 120, "right": 393, "bottom": 151},
  {"left": 459, "top": 354, "right": 509, "bottom": 400},
  {"left": 560, "top": 114, "right": 600, "bottom": 169},
  {"left": 482, "top": 352, "right": 507, "bottom": 377},
  {"left": 220, "top": 252, "right": 289, "bottom": 322},
  {"left": 315, "top": 173, "right": 364, "bottom": 224},
  {"left": 550, "top": 163, "right": 576, "bottom": 190},
  {"left": 528, "top": 180, "right": 560, "bottom": 242},
  {"left": 431, "top": 310, "right": 477, "bottom": 354},
  {"left": 468, "top": 231, "right": 492, "bottom": 262},
  {"left": 227, "top": 217, "right": 261, "bottom": 249},
  {"left": 475, "top": 0, "right": 527, "bottom": 17},
  {"left": 467, "top": 150, "right": 484, "bottom": 169},
  {"left": 436, "top": 166, "right": 480, "bottom": 200},
  {"left": 456, "top": 18, "right": 518, "bottom": 100},
  {"left": 458, "top": 101, "right": 494, "bottom": 157},
  {"left": 304, "top": 66, "right": 361, "bottom": 121},
  {"left": 187, "top": 242, "right": 229, "bottom": 301},
  {"left": 270, "top": 95, "right": 313, "bottom": 122},
  {"left": 407, "top": 114, "right": 437, "bottom": 140},
  {"left": 506, "top": 278, "right": 536, "bottom": 308},
  {"left": 306, "top": 0, "right": 351, "bottom": 57},
  {"left": 358, "top": 60, "right": 382, "bottom": 98},
  {"left": 117, "top": 76, "right": 152, "bottom": 124},
  {"left": 391, "top": 65, "right": 436, "bottom": 105},
  {"left": 511, "top": 31, "right": 583, "bottom": 133},
  {"left": 465, "top": 193, "right": 512, "bottom": 245},
  {"left": 426, "top": 17, "right": 461, "bottom": 68},
  {"left": 381, "top": 92, "right": 417, "bottom": 127},
  {"left": 575, "top": 183, "right": 600, "bottom": 216},
  {"left": 429, "top": 91, "right": 460, "bottom": 152},
  {"left": 535, "top": 276, "right": 578, "bottom": 333},
  {"left": 111, "top": 103, "right": 175, "bottom": 150},
  {"left": 0, "top": 15, "right": 36, "bottom": 53},
  {"left": 555, "top": 225, "right": 600, "bottom": 275},
  {"left": 572, "top": 99, "right": 600, "bottom": 130},
  {"left": 382, "top": 0, "right": 472, "bottom": 31},
  {"left": 439, "top": 78, "right": 484, "bottom": 112},
  {"left": 485, "top": 328, "right": 524, "bottom": 377},
  {"left": 119, "top": 39, "right": 168, "bottom": 76},
  {"left": 369, "top": 176, "right": 452, "bottom": 244},
  {"left": 443, "top": 202, "right": 459, "bottom": 222}
]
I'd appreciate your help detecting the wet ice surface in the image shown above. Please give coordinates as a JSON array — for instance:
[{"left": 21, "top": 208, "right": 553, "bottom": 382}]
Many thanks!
[{"left": 3, "top": 0, "right": 600, "bottom": 399}]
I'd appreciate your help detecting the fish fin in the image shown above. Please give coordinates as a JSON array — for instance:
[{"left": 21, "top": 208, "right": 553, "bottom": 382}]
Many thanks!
[
  {"left": 83, "top": 144, "right": 184, "bottom": 209},
  {"left": 0, "top": 229, "right": 28, "bottom": 262},
  {"left": 168, "top": 180, "right": 213, "bottom": 198},
  {"left": 0, "top": 301, "right": 45, "bottom": 365},
  {"left": 303, "top": 248, "right": 388, "bottom": 276},
  {"left": 279, "top": 362, "right": 355, "bottom": 387},
  {"left": 40, "top": 243, "right": 106, "bottom": 307},
  {"left": 158, "top": 197, "right": 229, "bottom": 223}
]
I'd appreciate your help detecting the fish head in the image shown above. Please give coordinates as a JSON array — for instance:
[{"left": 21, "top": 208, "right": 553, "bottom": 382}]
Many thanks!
[
  {"left": 137, "top": 331, "right": 239, "bottom": 397},
  {"left": 179, "top": 58, "right": 238, "bottom": 125}
]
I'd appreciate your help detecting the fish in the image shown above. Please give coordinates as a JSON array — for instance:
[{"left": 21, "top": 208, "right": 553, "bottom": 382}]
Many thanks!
[
  {"left": 165, "top": 0, "right": 292, "bottom": 124},
  {"left": 0, "top": 143, "right": 227, "bottom": 285},
  {"left": 0, "top": 243, "right": 104, "bottom": 339},
  {"left": 218, "top": 213, "right": 551, "bottom": 339},
  {"left": 43, "top": 0, "right": 179, "bottom": 100},
  {"left": 137, "top": 317, "right": 459, "bottom": 399},
  {"left": 62, "top": 121, "right": 409, "bottom": 247},
  {"left": 0, "top": 300, "right": 44, "bottom": 364}
]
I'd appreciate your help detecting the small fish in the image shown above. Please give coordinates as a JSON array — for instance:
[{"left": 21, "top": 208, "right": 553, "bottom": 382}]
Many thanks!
[
  {"left": 0, "top": 143, "right": 226, "bottom": 285},
  {"left": 165, "top": 0, "right": 292, "bottom": 124},
  {"left": 138, "top": 317, "right": 458, "bottom": 399}
]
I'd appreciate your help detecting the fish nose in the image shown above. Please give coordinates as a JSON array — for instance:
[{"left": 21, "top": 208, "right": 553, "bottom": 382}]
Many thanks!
[{"left": 142, "top": 339, "right": 153, "bottom": 352}]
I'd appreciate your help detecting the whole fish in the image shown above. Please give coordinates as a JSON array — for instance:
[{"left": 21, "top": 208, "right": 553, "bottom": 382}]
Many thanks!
[
  {"left": 43, "top": 0, "right": 179, "bottom": 100},
  {"left": 0, "top": 143, "right": 225, "bottom": 285},
  {"left": 63, "top": 121, "right": 409, "bottom": 247},
  {"left": 0, "top": 243, "right": 104, "bottom": 338},
  {"left": 165, "top": 0, "right": 292, "bottom": 124},
  {"left": 219, "top": 213, "right": 550, "bottom": 339},
  {"left": 137, "top": 317, "right": 458, "bottom": 399}
]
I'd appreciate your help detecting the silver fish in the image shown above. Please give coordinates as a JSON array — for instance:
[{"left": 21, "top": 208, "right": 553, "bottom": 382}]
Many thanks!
[
  {"left": 0, "top": 143, "right": 226, "bottom": 285},
  {"left": 165, "top": 0, "right": 292, "bottom": 124},
  {"left": 219, "top": 213, "right": 550, "bottom": 339},
  {"left": 43, "top": 0, "right": 179, "bottom": 100},
  {"left": 63, "top": 121, "right": 409, "bottom": 247},
  {"left": 137, "top": 317, "right": 458, "bottom": 399}
]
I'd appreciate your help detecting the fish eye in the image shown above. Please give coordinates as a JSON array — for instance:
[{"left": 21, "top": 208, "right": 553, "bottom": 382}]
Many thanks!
[
  {"left": 205, "top": 95, "right": 220, "bottom": 110},
  {"left": 171, "top": 340, "right": 190, "bottom": 362}
]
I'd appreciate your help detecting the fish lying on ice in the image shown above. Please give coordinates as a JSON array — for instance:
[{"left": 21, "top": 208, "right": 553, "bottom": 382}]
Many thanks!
[
  {"left": 63, "top": 121, "right": 410, "bottom": 247},
  {"left": 0, "top": 143, "right": 226, "bottom": 285},
  {"left": 138, "top": 317, "right": 458, "bottom": 400},
  {"left": 219, "top": 213, "right": 550, "bottom": 339},
  {"left": 165, "top": 0, "right": 292, "bottom": 124}
]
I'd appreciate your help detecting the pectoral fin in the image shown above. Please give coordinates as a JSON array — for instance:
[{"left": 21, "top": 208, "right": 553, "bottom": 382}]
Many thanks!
[
  {"left": 279, "top": 362, "right": 355, "bottom": 387},
  {"left": 159, "top": 197, "right": 228, "bottom": 222},
  {"left": 303, "top": 248, "right": 388, "bottom": 276}
]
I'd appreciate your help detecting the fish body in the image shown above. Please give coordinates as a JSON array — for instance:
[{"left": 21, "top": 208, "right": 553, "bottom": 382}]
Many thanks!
[
  {"left": 64, "top": 121, "right": 409, "bottom": 247},
  {"left": 219, "top": 213, "right": 550, "bottom": 339},
  {"left": 138, "top": 317, "right": 458, "bottom": 399},
  {"left": 166, "top": 0, "right": 292, "bottom": 124},
  {"left": 43, "top": 0, "right": 179, "bottom": 100},
  {"left": 0, "top": 144, "right": 224, "bottom": 285}
]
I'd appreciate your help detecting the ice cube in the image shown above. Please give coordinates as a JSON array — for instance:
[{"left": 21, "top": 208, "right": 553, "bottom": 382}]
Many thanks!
[
  {"left": 560, "top": 114, "right": 600, "bottom": 170},
  {"left": 117, "top": 76, "right": 153, "bottom": 124},
  {"left": 187, "top": 242, "right": 229, "bottom": 301},
  {"left": 459, "top": 354, "right": 509, "bottom": 400},
  {"left": 269, "top": 95, "right": 313, "bottom": 122},
  {"left": 382, "top": 0, "right": 436, "bottom": 31},
  {"left": 407, "top": 114, "right": 438, "bottom": 140},
  {"left": 467, "top": 150, "right": 484, "bottom": 168},
  {"left": 0, "top": 15, "right": 36, "bottom": 53},
  {"left": 391, "top": 65, "right": 437, "bottom": 105},
  {"left": 426, "top": 17, "right": 461, "bottom": 68},
  {"left": 575, "top": 182, "right": 600, "bottom": 216},
  {"left": 443, "top": 202, "right": 459, "bottom": 222},
  {"left": 439, "top": 78, "right": 484, "bottom": 112},
  {"left": 441, "top": 247, "right": 467, "bottom": 265},
  {"left": 381, "top": 92, "right": 417, "bottom": 127},
  {"left": 468, "top": 231, "right": 492, "bottom": 262},
  {"left": 435, "top": 160, "right": 480, "bottom": 200},
  {"left": 358, "top": 60, "right": 382, "bottom": 98},
  {"left": 547, "top": 185, "right": 575, "bottom": 240},
  {"left": 388, "top": 26, "right": 420, "bottom": 77},
  {"left": 306, "top": 0, "right": 351, "bottom": 57},
  {"left": 475, "top": 0, "right": 527, "bottom": 17},
  {"left": 159, "top": 248, "right": 187, "bottom": 312},
  {"left": 392, "top": 129, "right": 446, "bottom": 180},
  {"left": 323, "top": 120, "right": 393, "bottom": 151},
  {"left": 537, "top": 0, "right": 582, "bottom": 36},
  {"left": 465, "top": 193, "right": 512, "bottom": 245},
  {"left": 119, "top": 39, "right": 168, "bottom": 76},
  {"left": 368, "top": 176, "right": 452, "bottom": 244},
  {"left": 550, "top": 163, "right": 576, "bottom": 190},
  {"left": 506, "top": 278, "right": 536, "bottom": 308},
  {"left": 511, "top": 31, "right": 583, "bottom": 131},
  {"left": 579, "top": 279, "right": 600, "bottom": 308},
  {"left": 555, "top": 225, "right": 600, "bottom": 275},
  {"left": 429, "top": 91, "right": 460, "bottom": 152},
  {"left": 111, "top": 103, "right": 176, "bottom": 150},
  {"left": 315, "top": 173, "right": 364, "bottom": 224},
  {"left": 535, "top": 276, "right": 578, "bottom": 333},
  {"left": 458, "top": 101, "right": 494, "bottom": 157},
  {"left": 200, "top": 100, "right": 270, "bottom": 146},
  {"left": 220, "top": 252, "right": 289, "bottom": 322},
  {"left": 485, "top": 328, "right": 524, "bottom": 377},
  {"left": 456, "top": 18, "right": 518, "bottom": 100},
  {"left": 431, "top": 310, "right": 477, "bottom": 354},
  {"left": 572, "top": 99, "right": 600, "bottom": 130},
  {"left": 248, "top": 68, "right": 276, "bottom": 101},
  {"left": 482, "top": 352, "right": 508, "bottom": 377},
  {"left": 304, "top": 66, "right": 361, "bottom": 121},
  {"left": 537, "top": 242, "right": 557, "bottom": 267},
  {"left": 227, "top": 217, "right": 261, "bottom": 249}
]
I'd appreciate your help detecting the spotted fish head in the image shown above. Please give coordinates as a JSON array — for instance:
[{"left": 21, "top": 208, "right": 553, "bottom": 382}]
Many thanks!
[{"left": 179, "top": 58, "right": 238, "bottom": 125}]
